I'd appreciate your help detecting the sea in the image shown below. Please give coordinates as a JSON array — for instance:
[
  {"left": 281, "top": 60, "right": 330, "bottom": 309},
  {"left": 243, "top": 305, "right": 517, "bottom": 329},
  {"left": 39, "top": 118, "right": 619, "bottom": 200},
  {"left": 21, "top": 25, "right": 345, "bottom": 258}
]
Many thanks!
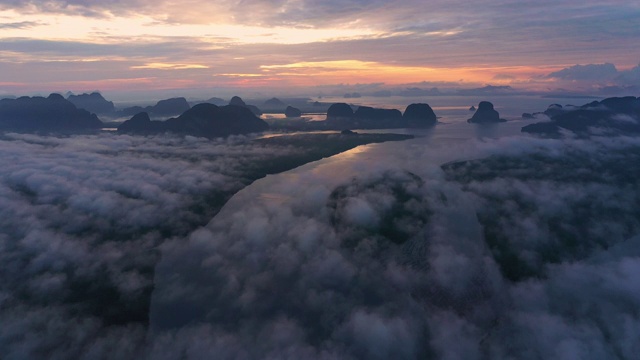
[{"left": 262, "top": 94, "right": 597, "bottom": 123}]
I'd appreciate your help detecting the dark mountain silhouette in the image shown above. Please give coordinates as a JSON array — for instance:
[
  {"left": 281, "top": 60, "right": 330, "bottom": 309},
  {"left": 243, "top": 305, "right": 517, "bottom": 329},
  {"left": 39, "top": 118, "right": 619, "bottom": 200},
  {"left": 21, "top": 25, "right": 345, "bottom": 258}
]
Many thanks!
[
  {"left": 522, "top": 96, "right": 640, "bottom": 135},
  {"left": 355, "top": 106, "right": 402, "bottom": 121},
  {"left": 0, "top": 93, "right": 103, "bottom": 132},
  {"left": 67, "top": 92, "right": 115, "bottom": 114},
  {"left": 326, "top": 103, "right": 354, "bottom": 119},
  {"left": 205, "top": 97, "right": 227, "bottom": 106},
  {"left": 353, "top": 106, "right": 402, "bottom": 128},
  {"left": 229, "top": 96, "right": 262, "bottom": 115},
  {"left": 229, "top": 96, "right": 246, "bottom": 106},
  {"left": 544, "top": 104, "right": 565, "bottom": 117},
  {"left": 403, "top": 103, "right": 437, "bottom": 127},
  {"left": 116, "top": 112, "right": 153, "bottom": 134},
  {"left": 591, "top": 96, "right": 640, "bottom": 113},
  {"left": 189, "top": 97, "right": 228, "bottom": 107},
  {"left": 118, "top": 104, "right": 268, "bottom": 138},
  {"left": 264, "top": 97, "right": 285, "bottom": 107},
  {"left": 262, "top": 97, "right": 289, "bottom": 113},
  {"left": 152, "top": 97, "right": 190, "bottom": 116},
  {"left": 521, "top": 103, "right": 579, "bottom": 120},
  {"left": 246, "top": 105, "right": 263, "bottom": 116},
  {"left": 285, "top": 106, "right": 302, "bottom": 117},
  {"left": 118, "top": 97, "right": 190, "bottom": 118},
  {"left": 467, "top": 101, "right": 506, "bottom": 123},
  {"left": 322, "top": 103, "right": 437, "bottom": 130},
  {"left": 117, "top": 105, "right": 146, "bottom": 117}
]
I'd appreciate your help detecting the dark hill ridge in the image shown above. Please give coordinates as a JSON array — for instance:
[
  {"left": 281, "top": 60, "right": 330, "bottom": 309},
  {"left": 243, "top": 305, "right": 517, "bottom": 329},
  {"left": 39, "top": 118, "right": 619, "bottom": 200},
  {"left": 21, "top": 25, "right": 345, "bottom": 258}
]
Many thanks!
[
  {"left": 117, "top": 97, "right": 191, "bottom": 118},
  {"left": 467, "top": 101, "right": 506, "bottom": 123},
  {"left": 67, "top": 92, "right": 115, "bottom": 114},
  {"left": 263, "top": 97, "right": 285, "bottom": 107},
  {"left": 0, "top": 93, "right": 103, "bottom": 132},
  {"left": 323, "top": 102, "right": 436, "bottom": 129},
  {"left": 229, "top": 95, "right": 262, "bottom": 116},
  {"left": 153, "top": 97, "right": 191, "bottom": 116},
  {"left": 118, "top": 103, "right": 269, "bottom": 138},
  {"left": 326, "top": 103, "right": 354, "bottom": 119},
  {"left": 285, "top": 106, "right": 302, "bottom": 117},
  {"left": 117, "top": 112, "right": 154, "bottom": 134},
  {"left": 522, "top": 96, "right": 640, "bottom": 135},
  {"left": 355, "top": 106, "right": 402, "bottom": 121},
  {"left": 229, "top": 96, "right": 246, "bottom": 106},
  {"left": 204, "top": 97, "right": 227, "bottom": 106},
  {"left": 403, "top": 103, "right": 437, "bottom": 126}
]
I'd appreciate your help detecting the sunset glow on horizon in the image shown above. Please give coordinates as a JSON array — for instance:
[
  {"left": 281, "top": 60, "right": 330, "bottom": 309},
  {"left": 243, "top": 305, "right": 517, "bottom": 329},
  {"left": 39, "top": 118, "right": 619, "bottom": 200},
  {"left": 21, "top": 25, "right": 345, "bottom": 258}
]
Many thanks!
[{"left": 1, "top": 1, "right": 639, "bottom": 100}]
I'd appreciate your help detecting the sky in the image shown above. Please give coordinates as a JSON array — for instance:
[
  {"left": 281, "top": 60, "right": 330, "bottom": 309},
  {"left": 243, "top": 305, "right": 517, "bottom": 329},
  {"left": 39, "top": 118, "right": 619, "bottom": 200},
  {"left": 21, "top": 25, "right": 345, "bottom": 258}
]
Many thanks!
[{"left": 1, "top": 0, "right": 639, "bottom": 100}]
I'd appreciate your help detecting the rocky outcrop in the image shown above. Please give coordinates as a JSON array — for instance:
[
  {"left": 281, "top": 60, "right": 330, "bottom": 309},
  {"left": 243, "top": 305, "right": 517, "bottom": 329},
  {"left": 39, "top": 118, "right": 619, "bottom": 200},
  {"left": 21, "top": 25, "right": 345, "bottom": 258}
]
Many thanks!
[
  {"left": 354, "top": 106, "right": 402, "bottom": 121},
  {"left": 117, "top": 112, "right": 153, "bottom": 134},
  {"left": 326, "top": 103, "right": 354, "bottom": 119},
  {"left": 152, "top": 97, "right": 190, "bottom": 116},
  {"left": 117, "top": 106, "right": 146, "bottom": 117},
  {"left": 67, "top": 92, "right": 115, "bottom": 114},
  {"left": 597, "top": 96, "right": 640, "bottom": 113},
  {"left": 118, "top": 97, "right": 190, "bottom": 118},
  {"left": 204, "top": 97, "right": 227, "bottom": 106},
  {"left": 522, "top": 96, "right": 640, "bottom": 135},
  {"left": 264, "top": 98, "right": 285, "bottom": 108},
  {"left": 229, "top": 96, "right": 246, "bottom": 106},
  {"left": 0, "top": 93, "right": 103, "bottom": 132},
  {"left": 285, "top": 106, "right": 302, "bottom": 117},
  {"left": 248, "top": 106, "right": 262, "bottom": 115},
  {"left": 326, "top": 104, "right": 403, "bottom": 129},
  {"left": 403, "top": 103, "right": 437, "bottom": 127},
  {"left": 467, "top": 101, "right": 506, "bottom": 123},
  {"left": 543, "top": 104, "right": 565, "bottom": 118},
  {"left": 118, "top": 104, "right": 268, "bottom": 138},
  {"left": 229, "top": 96, "right": 262, "bottom": 115},
  {"left": 323, "top": 103, "right": 438, "bottom": 129}
]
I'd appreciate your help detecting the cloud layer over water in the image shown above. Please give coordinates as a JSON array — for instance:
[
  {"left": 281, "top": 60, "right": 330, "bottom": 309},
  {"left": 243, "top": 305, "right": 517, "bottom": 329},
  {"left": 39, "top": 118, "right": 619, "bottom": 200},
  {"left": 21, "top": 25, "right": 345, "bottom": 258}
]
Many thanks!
[
  {"left": 0, "top": 132, "right": 297, "bottom": 358},
  {"left": 2, "top": 131, "right": 640, "bottom": 359},
  {"left": 150, "top": 134, "right": 640, "bottom": 359}
]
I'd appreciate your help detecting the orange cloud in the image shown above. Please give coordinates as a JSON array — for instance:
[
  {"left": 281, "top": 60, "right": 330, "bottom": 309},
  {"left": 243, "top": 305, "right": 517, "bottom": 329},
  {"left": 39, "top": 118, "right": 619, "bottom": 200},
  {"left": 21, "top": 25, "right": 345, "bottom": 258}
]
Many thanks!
[
  {"left": 258, "top": 60, "right": 552, "bottom": 87},
  {"left": 131, "top": 63, "right": 209, "bottom": 70}
]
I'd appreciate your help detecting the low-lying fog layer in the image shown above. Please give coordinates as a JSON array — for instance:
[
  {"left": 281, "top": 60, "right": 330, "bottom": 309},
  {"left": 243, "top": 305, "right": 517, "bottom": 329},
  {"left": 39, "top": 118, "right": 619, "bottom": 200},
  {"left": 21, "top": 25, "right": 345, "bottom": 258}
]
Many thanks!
[{"left": 1, "top": 126, "right": 640, "bottom": 359}]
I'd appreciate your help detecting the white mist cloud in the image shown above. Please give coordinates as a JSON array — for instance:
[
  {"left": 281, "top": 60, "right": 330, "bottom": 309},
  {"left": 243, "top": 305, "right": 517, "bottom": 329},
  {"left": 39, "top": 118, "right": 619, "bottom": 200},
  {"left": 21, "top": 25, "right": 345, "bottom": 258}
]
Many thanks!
[
  {"left": 546, "top": 62, "right": 640, "bottom": 93},
  {"left": 2, "top": 129, "right": 640, "bottom": 358},
  {"left": 145, "top": 142, "right": 509, "bottom": 358},
  {"left": 0, "top": 132, "right": 303, "bottom": 359},
  {"left": 547, "top": 63, "right": 618, "bottom": 81},
  {"left": 146, "top": 134, "right": 640, "bottom": 359}
]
